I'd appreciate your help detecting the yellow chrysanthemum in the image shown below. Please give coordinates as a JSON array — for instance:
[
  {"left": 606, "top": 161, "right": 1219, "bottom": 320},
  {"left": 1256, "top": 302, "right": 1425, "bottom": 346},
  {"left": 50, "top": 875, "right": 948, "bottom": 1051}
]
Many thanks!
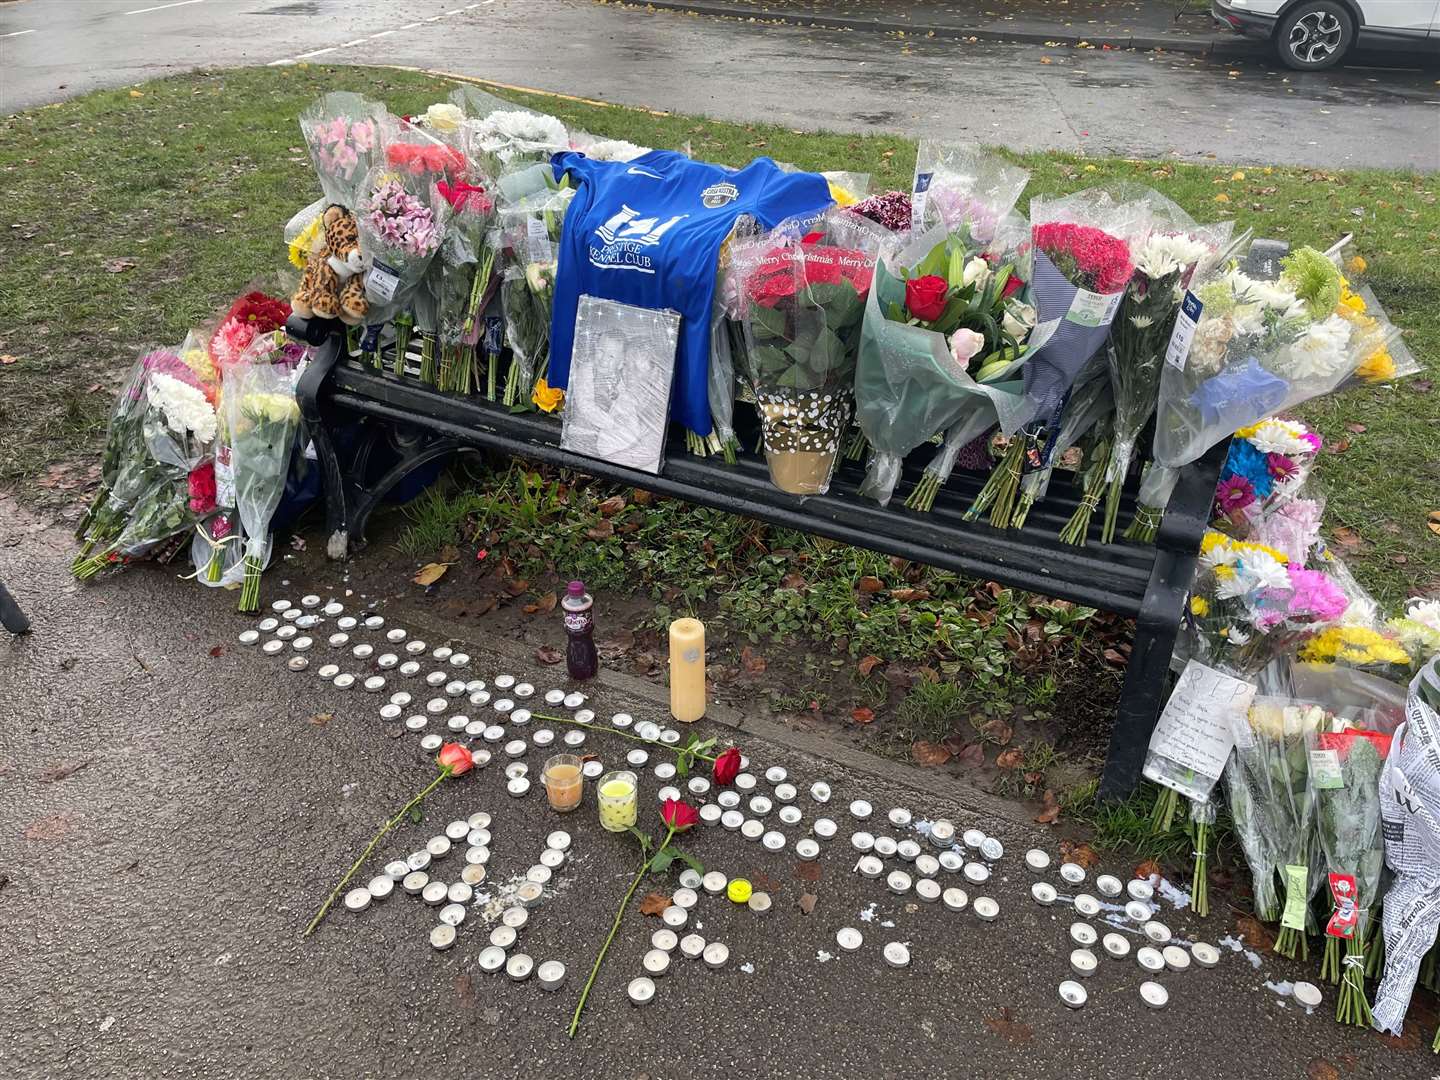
[
  {"left": 1234, "top": 539, "right": 1290, "bottom": 565},
  {"left": 1357, "top": 347, "right": 1396, "bottom": 382},
  {"left": 532, "top": 378, "right": 564, "bottom": 414},
  {"left": 828, "top": 182, "right": 858, "bottom": 208},
  {"left": 1300, "top": 626, "right": 1409, "bottom": 668},
  {"left": 1339, "top": 288, "right": 1367, "bottom": 315},
  {"left": 288, "top": 214, "right": 323, "bottom": 269},
  {"left": 1190, "top": 596, "right": 1210, "bottom": 617},
  {"left": 182, "top": 347, "right": 218, "bottom": 389}
]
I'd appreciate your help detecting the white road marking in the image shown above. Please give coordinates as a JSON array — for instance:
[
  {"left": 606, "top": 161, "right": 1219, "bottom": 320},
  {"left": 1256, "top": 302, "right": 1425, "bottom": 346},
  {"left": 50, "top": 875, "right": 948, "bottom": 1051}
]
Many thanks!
[
  {"left": 294, "top": 46, "right": 337, "bottom": 59},
  {"left": 125, "top": 0, "right": 205, "bottom": 14},
  {"left": 338, "top": 38, "right": 367, "bottom": 47},
  {"left": 268, "top": 6, "right": 476, "bottom": 68},
  {"left": 401, "top": 21, "right": 421, "bottom": 29},
  {"left": 1, "top": 29, "right": 38, "bottom": 38},
  {"left": 370, "top": 29, "right": 396, "bottom": 38},
  {"left": 447, "top": 7, "right": 464, "bottom": 13}
]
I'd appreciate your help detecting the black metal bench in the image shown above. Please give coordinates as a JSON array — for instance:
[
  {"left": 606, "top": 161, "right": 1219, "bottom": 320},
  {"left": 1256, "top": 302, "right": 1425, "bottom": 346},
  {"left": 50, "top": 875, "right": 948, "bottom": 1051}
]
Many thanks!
[{"left": 290, "top": 315, "right": 1224, "bottom": 799}]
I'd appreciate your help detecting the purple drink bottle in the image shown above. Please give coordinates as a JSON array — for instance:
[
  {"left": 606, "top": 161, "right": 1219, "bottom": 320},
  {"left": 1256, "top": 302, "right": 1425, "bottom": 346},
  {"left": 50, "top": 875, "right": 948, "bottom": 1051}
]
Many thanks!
[{"left": 562, "top": 580, "right": 598, "bottom": 681}]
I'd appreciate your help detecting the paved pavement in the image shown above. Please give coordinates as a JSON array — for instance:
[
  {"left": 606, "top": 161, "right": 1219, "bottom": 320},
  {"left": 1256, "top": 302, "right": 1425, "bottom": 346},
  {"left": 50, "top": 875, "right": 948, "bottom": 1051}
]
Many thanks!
[
  {"left": 1, "top": 499, "right": 1433, "bottom": 1078},
  {"left": 1, "top": 0, "right": 1437, "bottom": 169}
]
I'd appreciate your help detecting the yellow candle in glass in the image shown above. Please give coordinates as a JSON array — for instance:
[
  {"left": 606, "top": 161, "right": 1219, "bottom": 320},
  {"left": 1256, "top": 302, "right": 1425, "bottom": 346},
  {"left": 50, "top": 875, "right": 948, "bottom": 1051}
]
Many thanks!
[
  {"left": 598, "top": 770, "right": 638, "bottom": 832},
  {"left": 669, "top": 617, "right": 706, "bottom": 723}
]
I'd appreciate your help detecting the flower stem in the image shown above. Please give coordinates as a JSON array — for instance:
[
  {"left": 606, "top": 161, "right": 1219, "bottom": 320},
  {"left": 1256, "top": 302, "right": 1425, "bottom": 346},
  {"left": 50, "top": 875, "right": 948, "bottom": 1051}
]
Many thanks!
[
  {"left": 1148, "top": 785, "right": 1178, "bottom": 835},
  {"left": 1190, "top": 819, "right": 1209, "bottom": 918},
  {"left": 904, "top": 473, "right": 940, "bottom": 513},
  {"left": 304, "top": 767, "right": 451, "bottom": 938},
  {"left": 569, "top": 828, "right": 673, "bottom": 1038}
]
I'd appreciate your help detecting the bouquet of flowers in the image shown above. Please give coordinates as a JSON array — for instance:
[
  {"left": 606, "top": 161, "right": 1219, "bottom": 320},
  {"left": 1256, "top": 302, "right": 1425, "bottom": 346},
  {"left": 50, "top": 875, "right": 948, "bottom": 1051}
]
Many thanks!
[
  {"left": 1310, "top": 721, "right": 1390, "bottom": 1024},
  {"left": 898, "top": 145, "right": 1037, "bottom": 512},
  {"left": 497, "top": 184, "right": 572, "bottom": 407},
  {"left": 463, "top": 104, "right": 569, "bottom": 178},
  {"left": 1230, "top": 699, "right": 1336, "bottom": 957},
  {"left": 731, "top": 208, "right": 887, "bottom": 494},
  {"left": 967, "top": 188, "right": 1148, "bottom": 527},
  {"left": 1128, "top": 244, "right": 1383, "bottom": 541},
  {"left": 433, "top": 175, "right": 497, "bottom": 393},
  {"left": 225, "top": 360, "right": 302, "bottom": 612},
  {"left": 1389, "top": 597, "right": 1440, "bottom": 672},
  {"left": 1212, "top": 417, "right": 1323, "bottom": 526},
  {"left": 1068, "top": 211, "right": 1228, "bottom": 544},
  {"left": 207, "top": 290, "right": 293, "bottom": 373},
  {"left": 299, "top": 92, "right": 386, "bottom": 209},
  {"left": 355, "top": 165, "right": 450, "bottom": 330},
  {"left": 73, "top": 347, "right": 206, "bottom": 574},
  {"left": 382, "top": 112, "right": 466, "bottom": 186},
  {"left": 853, "top": 218, "right": 1033, "bottom": 507}
]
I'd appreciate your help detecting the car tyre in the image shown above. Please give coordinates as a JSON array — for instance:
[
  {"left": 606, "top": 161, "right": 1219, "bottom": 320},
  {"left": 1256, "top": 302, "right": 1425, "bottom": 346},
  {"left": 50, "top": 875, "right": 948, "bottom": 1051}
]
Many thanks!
[{"left": 1275, "top": 0, "right": 1355, "bottom": 71}]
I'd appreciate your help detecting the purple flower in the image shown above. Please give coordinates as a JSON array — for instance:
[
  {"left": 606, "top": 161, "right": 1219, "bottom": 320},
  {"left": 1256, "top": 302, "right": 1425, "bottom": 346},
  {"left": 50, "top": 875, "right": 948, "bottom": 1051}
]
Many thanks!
[
  {"left": 1266, "top": 452, "right": 1299, "bottom": 483},
  {"left": 1214, "top": 475, "right": 1255, "bottom": 515}
]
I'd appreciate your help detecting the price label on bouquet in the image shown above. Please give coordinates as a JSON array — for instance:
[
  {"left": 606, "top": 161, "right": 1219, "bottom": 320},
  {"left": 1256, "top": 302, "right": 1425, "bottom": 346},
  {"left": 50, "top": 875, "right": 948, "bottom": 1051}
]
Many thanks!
[
  {"left": 1165, "top": 290, "right": 1203, "bottom": 370},
  {"left": 1308, "top": 748, "right": 1344, "bottom": 789},
  {"left": 365, "top": 261, "right": 401, "bottom": 304},
  {"left": 1064, "top": 287, "right": 1122, "bottom": 329},
  {"left": 526, "top": 217, "right": 553, "bottom": 265},
  {"left": 911, "top": 171, "right": 933, "bottom": 230},
  {"left": 1142, "top": 660, "right": 1256, "bottom": 799}
]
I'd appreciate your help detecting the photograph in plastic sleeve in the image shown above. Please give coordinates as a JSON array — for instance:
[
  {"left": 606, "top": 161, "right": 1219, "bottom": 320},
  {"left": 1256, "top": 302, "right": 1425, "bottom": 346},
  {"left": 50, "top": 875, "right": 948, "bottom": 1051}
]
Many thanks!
[{"left": 561, "top": 296, "right": 682, "bottom": 476}]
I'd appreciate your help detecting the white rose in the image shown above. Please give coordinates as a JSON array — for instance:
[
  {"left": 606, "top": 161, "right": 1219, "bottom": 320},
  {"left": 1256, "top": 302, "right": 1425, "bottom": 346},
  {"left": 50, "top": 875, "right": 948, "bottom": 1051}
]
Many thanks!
[
  {"left": 424, "top": 103, "right": 464, "bottom": 133},
  {"left": 1002, "top": 300, "right": 1035, "bottom": 340},
  {"left": 962, "top": 256, "right": 991, "bottom": 291}
]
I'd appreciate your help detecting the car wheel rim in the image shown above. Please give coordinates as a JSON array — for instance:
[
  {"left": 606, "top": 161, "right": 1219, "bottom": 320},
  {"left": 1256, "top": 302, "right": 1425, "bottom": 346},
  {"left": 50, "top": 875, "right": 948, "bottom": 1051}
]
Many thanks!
[{"left": 1289, "top": 11, "right": 1343, "bottom": 63}]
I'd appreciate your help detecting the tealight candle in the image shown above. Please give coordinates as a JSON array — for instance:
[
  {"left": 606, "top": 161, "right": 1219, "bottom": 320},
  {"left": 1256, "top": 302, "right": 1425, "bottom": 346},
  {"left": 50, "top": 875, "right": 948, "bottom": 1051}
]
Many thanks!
[
  {"left": 597, "top": 771, "right": 638, "bottom": 832},
  {"left": 668, "top": 617, "right": 706, "bottom": 723}
]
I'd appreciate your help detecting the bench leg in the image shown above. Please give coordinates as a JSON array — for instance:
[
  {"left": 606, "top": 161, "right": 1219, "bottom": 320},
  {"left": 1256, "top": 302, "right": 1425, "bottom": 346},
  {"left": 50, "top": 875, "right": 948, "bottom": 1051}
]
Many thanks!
[
  {"left": 296, "top": 333, "right": 352, "bottom": 560},
  {"left": 1099, "top": 574, "right": 1181, "bottom": 800}
]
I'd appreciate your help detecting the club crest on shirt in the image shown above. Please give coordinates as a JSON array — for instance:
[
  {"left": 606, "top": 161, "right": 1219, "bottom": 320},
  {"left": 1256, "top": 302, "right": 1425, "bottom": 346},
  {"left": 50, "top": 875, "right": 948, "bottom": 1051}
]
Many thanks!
[{"left": 700, "top": 181, "right": 739, "bottom": 209}]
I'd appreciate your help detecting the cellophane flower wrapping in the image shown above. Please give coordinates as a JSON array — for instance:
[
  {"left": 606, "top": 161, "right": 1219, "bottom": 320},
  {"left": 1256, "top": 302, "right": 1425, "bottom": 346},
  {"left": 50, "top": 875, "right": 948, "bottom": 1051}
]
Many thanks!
[
  {"left": 462, "top": 103, "right": 569, "bottom": 179},
  {"left": 433, "top": 171, "right": 498, "bottom": 392},
  {"left": 1012, "top": 355, "right": 1113, "bottom": 524},
  {"left": 225, "top": 361, "right": 302, "bottom": 611},
  {"left": 1017, "top": 188, "right": 1150, "bottom": 438},
  {"left": 560, "top": 296, "right": 682, "bottom": 475},
  {"left": 1152, "top": 245, "right": 1371, "bottom": 480},
  {"left": 496, "top": 185, "right": 572, "bottom": 406},
  {"left": 852, "top": 224, "right": 1032, "bottom": 507},
  {"left": 1211, "top": 416, "right": 1323, "bottom": 526},
  {"left": 356, "top": 161, "right": 452, "bottom": 327},
  {"left": 1328, "top": 242, "right": 1421, "bottom": 384},
  {"left": 899, "top": 145, "right": 1038, "bottom": 507},
  {"left": 1388, "top": 598, "right": 1440, "bottom": 673},
  {"left": 730, "top": 208, "right": 889, "bottom": 494},
  {"left": 299, "top": 92, "right": 387, "bottom": 210},
  {"left": 1372, "top": 658, "right": 1440, "bottom": 1035}
]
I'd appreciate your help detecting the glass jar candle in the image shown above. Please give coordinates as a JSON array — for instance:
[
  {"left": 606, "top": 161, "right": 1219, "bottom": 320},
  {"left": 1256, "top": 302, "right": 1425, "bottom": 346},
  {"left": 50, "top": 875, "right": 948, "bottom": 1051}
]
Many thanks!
[
  {"left": 542, "top": 754, "right": 584, "bottom": 813},
  {"left": 598, "top": 770, "right": 638, "bottom": 832}
]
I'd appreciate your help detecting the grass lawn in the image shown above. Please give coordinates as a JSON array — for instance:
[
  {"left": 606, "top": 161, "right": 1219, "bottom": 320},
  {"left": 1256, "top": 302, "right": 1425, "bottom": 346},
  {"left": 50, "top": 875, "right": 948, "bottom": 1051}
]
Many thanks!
[{"left": 0, "top": 62, "right": 1435, "bottom": 610}]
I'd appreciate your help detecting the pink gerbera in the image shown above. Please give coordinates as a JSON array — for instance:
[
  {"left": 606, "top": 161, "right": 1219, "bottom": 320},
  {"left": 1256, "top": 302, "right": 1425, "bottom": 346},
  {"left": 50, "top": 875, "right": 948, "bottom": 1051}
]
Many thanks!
[{"left": 1214, "top": 475, "right": 1255, "bottom": 515}]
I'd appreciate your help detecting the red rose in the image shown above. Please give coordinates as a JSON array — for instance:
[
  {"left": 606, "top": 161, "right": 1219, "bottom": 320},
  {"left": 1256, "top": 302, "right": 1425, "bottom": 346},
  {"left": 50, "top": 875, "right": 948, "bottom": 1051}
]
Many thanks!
[
  {"left": 1002, "top": 274, "right": 1025, "bottom": 300},
  {"left": 661, "top": 798, "right": 699, "bottom": 832},
  {"left": 437, "top": 742, "right": 473, "bottom": 776},
  {"left": 905, "top": 274, "right": 949, "bottom": 322},
  {"left": 712, "top": 747, "right": 742, "bottom": 786}
]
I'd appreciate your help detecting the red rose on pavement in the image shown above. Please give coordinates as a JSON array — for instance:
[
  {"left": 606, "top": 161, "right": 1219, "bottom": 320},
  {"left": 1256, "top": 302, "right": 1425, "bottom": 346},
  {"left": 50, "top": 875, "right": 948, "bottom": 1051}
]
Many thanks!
[
  {"left": 661, "top": 798, "right": 699, "bottom": 832},
  {"left": 712, "top": 747, "right": 742, "bottom": 786},
  {"left": 905, "top": 274, "right": 949, "bottom": 322},
  {"left": 437, "top": 742, "right": 474, "bottom": 776}
]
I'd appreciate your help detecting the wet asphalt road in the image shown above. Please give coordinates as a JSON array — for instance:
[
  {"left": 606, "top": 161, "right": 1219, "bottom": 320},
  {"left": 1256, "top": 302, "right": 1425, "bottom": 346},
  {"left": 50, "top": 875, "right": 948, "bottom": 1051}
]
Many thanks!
[
  {"left": 1, "top": 0, "right": 1437, "bottom": 169},
  {"left": 1, "top": 499, "right": 1433, "bottom": 1078}
]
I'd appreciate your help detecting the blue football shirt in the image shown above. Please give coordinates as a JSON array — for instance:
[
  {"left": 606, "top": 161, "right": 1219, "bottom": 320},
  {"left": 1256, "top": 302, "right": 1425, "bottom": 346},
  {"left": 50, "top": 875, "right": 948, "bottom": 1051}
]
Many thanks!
[{"left": 548, "top": 150, "right": 832, "bottom": 437}]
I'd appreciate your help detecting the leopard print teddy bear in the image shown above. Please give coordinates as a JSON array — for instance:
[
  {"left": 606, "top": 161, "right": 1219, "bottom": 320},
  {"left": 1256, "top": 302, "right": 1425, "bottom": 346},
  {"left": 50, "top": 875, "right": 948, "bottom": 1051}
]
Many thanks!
[{"left": 292, "top": 205, "right": 369, "bottom": 325}]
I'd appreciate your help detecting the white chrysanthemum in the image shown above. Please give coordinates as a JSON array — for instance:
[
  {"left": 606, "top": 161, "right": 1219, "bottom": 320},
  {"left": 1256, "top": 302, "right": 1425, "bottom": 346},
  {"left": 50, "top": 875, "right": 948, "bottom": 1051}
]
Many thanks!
[
  {"left": 1135, "top": 232, "right": 1210, "bottom": 281},
  {"left": 576, "top": 137, "right": 650, "bottom": 162},
  {"left": 1277, "top": 313, "right": 1353, "bottom": 380},
  {"left": 1406, "top": 598, "right": 1440, "bottom": 632},
  {"left": 1226, "top": 626, "right": 1251, "bottom": 647},
  {"left": 1247, "top": 418, "right": 1313, "bottom": 456},
  {"left": 1240, "top": 550, "right": 1290, "bottom": 593},
  {"left": 1339, "top": 594, "right": 1378, "bottom": 628},
  {"left": 1244, "top": 276, "right": 1302, "bottom": 314},
  {"left": 1200, "top": 540, "right": 1238, "bottom": 571},
  {"left": 1129, "top": 314, "right": 1154, "bottom": 329},
  {"left": 149, "top": 371, "right": 217, "bottom": 443},
  {"left": 470, "top": 109, "right": 568, "bottom": 162}
]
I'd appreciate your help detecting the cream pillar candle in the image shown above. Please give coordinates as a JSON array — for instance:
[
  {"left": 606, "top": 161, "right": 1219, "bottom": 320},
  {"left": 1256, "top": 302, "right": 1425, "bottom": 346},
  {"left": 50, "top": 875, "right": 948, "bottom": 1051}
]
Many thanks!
[{"left": 668, "top": 618, "right": 706, "bottom": 723}]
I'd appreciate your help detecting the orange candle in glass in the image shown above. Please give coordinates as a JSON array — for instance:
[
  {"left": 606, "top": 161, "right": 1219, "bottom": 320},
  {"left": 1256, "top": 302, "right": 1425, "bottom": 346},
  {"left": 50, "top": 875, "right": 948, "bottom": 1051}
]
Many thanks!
[{"left": 542, "top": 754, "right": 584, "bottom": 813}]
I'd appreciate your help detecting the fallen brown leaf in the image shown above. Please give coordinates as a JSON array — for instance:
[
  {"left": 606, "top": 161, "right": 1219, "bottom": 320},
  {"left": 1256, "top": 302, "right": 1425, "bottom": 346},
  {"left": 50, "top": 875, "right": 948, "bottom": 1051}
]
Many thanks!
[
  {"left": 780, "top": 572, "right": 806, "bottom": 590},
  {"left": 412, "top": 562, "right": 450, "bottom": 586},
  {"left": 740, "top": 645, "right": 767, "bottom": 674},
  {"left": 473, "top": 595, "right": 498, "bottom": 617},
  {"left": 1034, "top": 790, "right": 1061, "bottom": 825},
  {"left": 1305, "top": 1059, "right": 1339, "bottom": 1080},
  {"left": 103, "top": 258, "right": 137, "bottom": 273},
  {"left": 1344, "top": 422, "right": 1366, "bottom": 434},
  {"left": 1060, "top": 840, "right": 1100, "bottom": 868},
  {"left": 850, "top": 706, "right": 875, "bottom": 725},
  {"left": 983, "top": 1007, "right": 1033, "bottom": 1044},
  {"left": 638, "top": 892, "right": 671, "bottom": 917},
  {"left": 39, "top": 760, "right": 90, "bottom": 783},
  {"left": 522, "top": 591, "right": 557, "bottom": 615},
  {"left": 208, "top": 645, "right": 224, "bottom": 658},
  {"left": 857, "top": 654, "right": 884, "bottom": 677},
  {"left": 955, "top": 742, "right": 985, "bottom": 768},
  {"left": 856, "top": 576, "right": 884, "bottom": 594},
  {"left": 1328, "top": 436, "right": 1351, "bottom": 454},
  {"left": 996, "top": 747, "right": 1024, "bottom": 770},
  {"left": 535, "top": 644, "right": 563, "bottom": 665},
  {"left": 1429, "top": 510, "right": 1440, "bottom": 538},
  {"left": 504, "top": 578, "right": 530, "bottom": 596},
  {"left": 308, "top": 712, "right": 333, "bottom": 727},
  {"left": 1135, "top": 858, "right": 1162, "bottom": 881},
  {"left": 1102, "top": 647, "right": 1129, "bottom": 667},
  {"left": 979, "top": 718, "right": 1013, "bottom": 746},
  {"left": 0, "top": 354, "right": 17, "bottom": 365},
  {"left": 1411, "top": 378, "right": 1432, "bottom": 394},
  {"left": 597, "top": 495, "right": 627, "bottom": 517},
  {"left": 795, "top": 861, "right": 821, "bottom": 883},
  {"left": 917, "top": 666, "right": 940, "bottom": 684},
  {"left": 1235, "top": 913, "right": 1275, "bottom": 951},
  {"left": 889, "top": 587, "right": 930, "bottom": 602},
  {"left": 1332, "top": 525, "right": 1364, "bottom": 550},
  {"left": 911, "top": 740, "right": 952, "bottom": 766},
  {"left": 586, "top": 520, "right": 615, "bottom": 540},
  {"left": 798, "top": 892, "right": 818, "bottom": 915},
  {"left": 631, "top": 488, "right": 654, "bottom": 505}
]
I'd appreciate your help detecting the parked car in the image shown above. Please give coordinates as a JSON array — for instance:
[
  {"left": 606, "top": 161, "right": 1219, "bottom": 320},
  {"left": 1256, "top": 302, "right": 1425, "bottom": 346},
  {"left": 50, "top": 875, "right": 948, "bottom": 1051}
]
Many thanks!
[{"left": 1212, "top": 0, "right": 1439, "bottom": 69}]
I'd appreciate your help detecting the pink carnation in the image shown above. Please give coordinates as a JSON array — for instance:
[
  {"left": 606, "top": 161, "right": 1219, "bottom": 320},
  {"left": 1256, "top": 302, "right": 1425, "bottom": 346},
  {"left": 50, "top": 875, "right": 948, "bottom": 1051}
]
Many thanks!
[
  {"left": 210, "top": 317, "right": 260, "bottom": 371},
  {"left": 1283, "top": 566, "right": 1348, "bottom": 622}
]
